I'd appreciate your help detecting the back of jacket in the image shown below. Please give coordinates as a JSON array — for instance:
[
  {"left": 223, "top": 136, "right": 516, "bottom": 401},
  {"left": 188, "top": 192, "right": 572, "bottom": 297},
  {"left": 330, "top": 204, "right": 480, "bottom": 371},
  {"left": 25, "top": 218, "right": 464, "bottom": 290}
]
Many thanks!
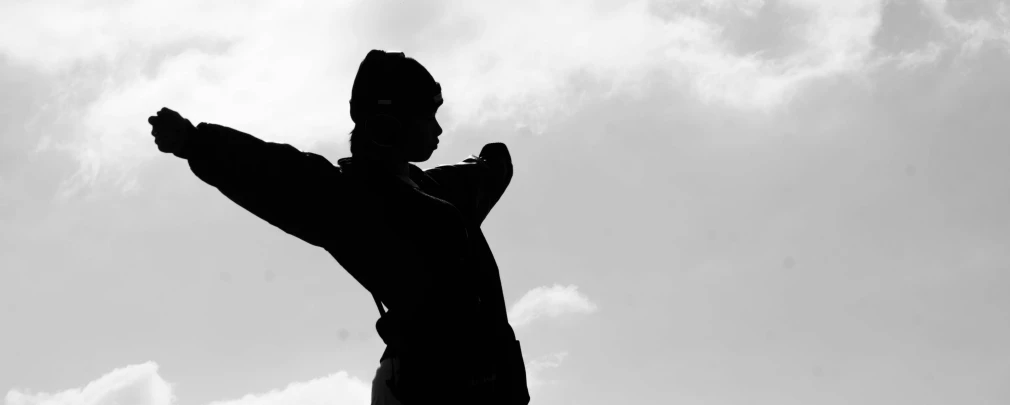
[{"left": 177, "top": 122, "right": 517, "bottom": 358}]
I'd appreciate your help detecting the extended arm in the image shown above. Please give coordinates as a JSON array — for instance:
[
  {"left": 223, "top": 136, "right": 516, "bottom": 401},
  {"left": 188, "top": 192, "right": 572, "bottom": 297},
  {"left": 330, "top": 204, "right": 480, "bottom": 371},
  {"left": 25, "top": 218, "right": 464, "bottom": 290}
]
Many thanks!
[
  {"left": 423, "top": 142, "right": 514, "bottom": 226},
  {"left": 178, "top": 123, "right": 344, "bottom": 247}
]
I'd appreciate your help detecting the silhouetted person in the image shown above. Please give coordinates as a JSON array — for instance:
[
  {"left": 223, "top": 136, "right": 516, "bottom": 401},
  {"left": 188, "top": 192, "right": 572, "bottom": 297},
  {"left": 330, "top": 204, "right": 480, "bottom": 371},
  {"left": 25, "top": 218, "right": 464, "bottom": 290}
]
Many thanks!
[{"left": 147, "top": 50, "right": 530, "bottom": 405}]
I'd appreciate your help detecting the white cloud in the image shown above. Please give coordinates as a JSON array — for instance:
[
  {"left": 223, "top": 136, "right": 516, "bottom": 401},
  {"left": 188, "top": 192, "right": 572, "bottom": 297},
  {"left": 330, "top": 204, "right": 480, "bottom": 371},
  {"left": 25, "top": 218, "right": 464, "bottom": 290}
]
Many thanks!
[
  {"left": 204, "top": 372, "right": 370, "bottom": 405},
  {"left": 0, "top": 0, "right": 895, "bottom": 197},
  {"left": 508, "top": 284, "right": 598, "bottom": 328},
  {"left": 894, "top": 42, "right": 945, "bottom": 70},
  {"left": 1, "top": 357, "right": 563, "bottom": 405},
  {"left": 920, "top": 0, "right": 1010, "bottom": 54},
  {"left": 4, "top": 362, "right": 372, "bottom": 405},
  {"left": 699, "top": 0, "right": 767, "bottom": 16},
  {"left": 5, "top": 362, "right": 174, "bottom": 405},
  {"left": 524, "top": 351, "right": 570, "bottom": 388}
]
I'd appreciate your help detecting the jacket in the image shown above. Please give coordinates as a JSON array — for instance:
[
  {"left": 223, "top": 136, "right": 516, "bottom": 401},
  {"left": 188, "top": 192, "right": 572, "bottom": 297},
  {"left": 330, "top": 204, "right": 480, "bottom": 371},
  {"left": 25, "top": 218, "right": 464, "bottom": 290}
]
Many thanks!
[{"left": 176, "top": 122, "right": 518, "bottom": 362}]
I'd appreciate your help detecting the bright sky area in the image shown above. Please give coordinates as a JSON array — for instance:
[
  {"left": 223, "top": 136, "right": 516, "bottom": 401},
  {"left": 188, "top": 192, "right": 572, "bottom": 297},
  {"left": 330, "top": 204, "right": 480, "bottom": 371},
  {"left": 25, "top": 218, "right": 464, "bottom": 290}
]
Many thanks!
[{"left": 2, "top": 0, "right": 1010, "bottom": 404}]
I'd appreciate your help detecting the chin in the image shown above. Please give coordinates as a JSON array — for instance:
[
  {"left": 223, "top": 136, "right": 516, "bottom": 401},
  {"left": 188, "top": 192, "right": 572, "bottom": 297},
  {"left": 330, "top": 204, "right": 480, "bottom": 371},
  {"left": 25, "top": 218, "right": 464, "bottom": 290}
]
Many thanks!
[{"left": 408, "top": 150, "right": 435, "bottom": 163}]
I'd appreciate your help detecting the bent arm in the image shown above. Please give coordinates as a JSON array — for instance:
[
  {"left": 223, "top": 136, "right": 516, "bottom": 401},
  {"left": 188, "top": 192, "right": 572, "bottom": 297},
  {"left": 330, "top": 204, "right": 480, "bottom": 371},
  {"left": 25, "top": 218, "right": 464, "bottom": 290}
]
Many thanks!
[
  {"left": 178, "top": 122, "right": 344, "bottom": 247},
  {"left": 423, "top": 142, "right": 514, "bottom": 226}
]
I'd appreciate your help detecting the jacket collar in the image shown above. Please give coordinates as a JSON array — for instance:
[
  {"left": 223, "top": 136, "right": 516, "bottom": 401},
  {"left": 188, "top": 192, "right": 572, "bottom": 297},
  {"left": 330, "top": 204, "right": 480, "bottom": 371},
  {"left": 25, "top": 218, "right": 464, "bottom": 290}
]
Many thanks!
[{"left": 337, "top": 157, "right": 426, "bottom": 190}]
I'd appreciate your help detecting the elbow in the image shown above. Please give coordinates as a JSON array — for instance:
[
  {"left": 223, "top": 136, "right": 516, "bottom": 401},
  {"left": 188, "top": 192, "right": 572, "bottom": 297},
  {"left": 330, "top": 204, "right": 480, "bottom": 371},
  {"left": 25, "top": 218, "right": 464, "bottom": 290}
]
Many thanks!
[
  {"left": 480, "top": 142, "right": 512, "bottom": 184},
  {"left": 500, "top": 146, "right": 513, "bottom": 187},
  {"left": 480, "top": 142, "right": 509, "bottom": 162},
  {"left": 503, "top": 158, "right": 513, "bottom": 186}
]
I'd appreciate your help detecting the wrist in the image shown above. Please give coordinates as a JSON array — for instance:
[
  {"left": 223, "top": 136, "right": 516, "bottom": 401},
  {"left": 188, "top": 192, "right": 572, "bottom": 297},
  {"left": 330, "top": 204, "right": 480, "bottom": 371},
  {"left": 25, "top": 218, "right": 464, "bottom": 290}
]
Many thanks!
[{"left": 172, "top": 123, "right": 198, "bottom": 159}]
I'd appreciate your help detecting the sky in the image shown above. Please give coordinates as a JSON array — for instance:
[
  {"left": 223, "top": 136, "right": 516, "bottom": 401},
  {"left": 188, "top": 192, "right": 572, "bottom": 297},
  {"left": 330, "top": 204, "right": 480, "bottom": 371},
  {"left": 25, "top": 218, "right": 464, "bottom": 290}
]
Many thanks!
[{"left": 2, "top": 0, "right": 1010, "bottom": 404}]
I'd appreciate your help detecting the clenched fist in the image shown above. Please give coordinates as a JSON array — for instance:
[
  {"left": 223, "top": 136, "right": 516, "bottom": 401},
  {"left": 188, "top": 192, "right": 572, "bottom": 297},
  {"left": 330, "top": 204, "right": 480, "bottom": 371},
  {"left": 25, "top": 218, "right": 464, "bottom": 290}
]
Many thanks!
[{"left": 148, "top": 107, "right": 195, "bottom": 155}]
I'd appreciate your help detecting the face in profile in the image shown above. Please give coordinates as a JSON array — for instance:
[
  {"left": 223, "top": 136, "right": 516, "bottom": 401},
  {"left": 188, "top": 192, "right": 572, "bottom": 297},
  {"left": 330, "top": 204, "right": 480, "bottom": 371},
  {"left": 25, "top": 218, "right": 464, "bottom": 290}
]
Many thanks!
[{"left": 401, "top": 109, "right": 442, "bottom": 163}]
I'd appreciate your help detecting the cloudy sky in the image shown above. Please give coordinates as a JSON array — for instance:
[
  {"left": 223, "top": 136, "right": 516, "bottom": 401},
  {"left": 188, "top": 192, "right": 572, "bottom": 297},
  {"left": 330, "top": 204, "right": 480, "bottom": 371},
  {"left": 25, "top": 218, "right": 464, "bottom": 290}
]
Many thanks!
[{"left": 2, "top": 0, "right": 1010, "bottom": 404}]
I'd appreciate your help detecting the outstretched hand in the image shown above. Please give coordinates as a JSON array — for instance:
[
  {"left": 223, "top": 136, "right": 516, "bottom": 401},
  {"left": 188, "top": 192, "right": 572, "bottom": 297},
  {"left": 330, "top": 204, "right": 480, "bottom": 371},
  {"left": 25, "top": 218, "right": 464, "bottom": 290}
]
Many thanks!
[{"left": 148, "top": 107, "right": 195, "bottom": 155}]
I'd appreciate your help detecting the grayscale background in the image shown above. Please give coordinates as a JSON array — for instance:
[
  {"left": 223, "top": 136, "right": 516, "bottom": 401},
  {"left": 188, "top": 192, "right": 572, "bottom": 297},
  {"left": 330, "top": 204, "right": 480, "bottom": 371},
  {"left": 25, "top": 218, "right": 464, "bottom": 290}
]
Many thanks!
[{"left": 2, "top": 0, "right": 1008, "bottom": 404}]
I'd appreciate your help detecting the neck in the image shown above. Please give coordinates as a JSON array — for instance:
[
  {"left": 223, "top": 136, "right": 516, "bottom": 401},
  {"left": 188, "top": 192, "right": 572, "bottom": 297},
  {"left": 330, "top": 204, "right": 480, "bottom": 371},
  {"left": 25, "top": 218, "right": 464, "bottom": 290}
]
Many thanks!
[{"left": 356, "top": 154, "right": 410, "bottom": 177}]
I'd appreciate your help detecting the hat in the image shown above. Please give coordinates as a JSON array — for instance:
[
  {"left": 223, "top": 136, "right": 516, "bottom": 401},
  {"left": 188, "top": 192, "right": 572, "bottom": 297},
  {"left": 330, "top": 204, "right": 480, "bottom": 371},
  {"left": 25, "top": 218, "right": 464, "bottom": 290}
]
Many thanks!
[{"left": 349, "top": 50, "right": 443, "bottom": 124}]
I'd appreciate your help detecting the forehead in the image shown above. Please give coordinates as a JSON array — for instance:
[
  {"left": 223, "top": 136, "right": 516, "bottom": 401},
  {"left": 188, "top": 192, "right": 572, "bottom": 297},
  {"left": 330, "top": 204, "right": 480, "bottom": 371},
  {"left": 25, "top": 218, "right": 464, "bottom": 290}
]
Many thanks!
[
  {"left": 399, "top": 82, "right": 442, "bottom": 117},
  {"left": 416, "top": 94, "right": 442, "bottom": 117},
  {"left": 431, "top": 84, "right": 443, "bottom": 111}
]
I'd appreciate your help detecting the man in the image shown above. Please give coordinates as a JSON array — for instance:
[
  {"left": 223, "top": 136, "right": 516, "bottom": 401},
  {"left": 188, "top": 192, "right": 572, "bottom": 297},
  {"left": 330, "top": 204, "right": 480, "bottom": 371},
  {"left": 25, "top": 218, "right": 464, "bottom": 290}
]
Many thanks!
[{"left": 147, "top": 49, "right": 530, "bottom": 404}]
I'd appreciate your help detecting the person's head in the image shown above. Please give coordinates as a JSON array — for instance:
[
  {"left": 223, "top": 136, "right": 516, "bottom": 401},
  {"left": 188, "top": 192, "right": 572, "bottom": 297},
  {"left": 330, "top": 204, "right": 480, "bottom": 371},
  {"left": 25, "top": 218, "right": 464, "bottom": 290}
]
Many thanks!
[{"left": 349, "top": 50, "right": 443, "bottom": 163}]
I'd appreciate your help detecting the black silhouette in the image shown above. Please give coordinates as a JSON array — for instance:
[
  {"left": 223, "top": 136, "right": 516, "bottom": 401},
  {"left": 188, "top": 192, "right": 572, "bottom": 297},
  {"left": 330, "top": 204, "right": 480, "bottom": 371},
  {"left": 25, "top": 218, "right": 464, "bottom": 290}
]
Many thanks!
[{"left": 147, "top": 50, "right": 530, "bottom": 405}]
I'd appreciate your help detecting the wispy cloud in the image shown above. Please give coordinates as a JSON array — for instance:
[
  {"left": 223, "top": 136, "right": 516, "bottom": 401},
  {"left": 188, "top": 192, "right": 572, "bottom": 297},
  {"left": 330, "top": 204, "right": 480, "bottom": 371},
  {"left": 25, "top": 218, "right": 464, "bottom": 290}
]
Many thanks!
[
  {"left": 524, "top": 351, "right": 570, "bottom": 388},
  {"left": 5, "top": 362, "right": 174, "bottom": 405},
  {"left": 3, "top": 358, "right": 569, "bottom": 405},
  {"left": 1, "top": 0, "right": 895, "bottom": 198},
  {"left": 508, "top": 284, "right": 598, "bottom": 328},
  {"left": 3, "top": 1, "right": 1006, "bottom": 199},
  {"left": 4, "top": 362, "right": 371, "bottom": 405},
  {"left": 920, "top": 0, "right": 1010, "bottom": 54},
  {"left": 203, "top": 372, "right": 370, "bottom": 405}
]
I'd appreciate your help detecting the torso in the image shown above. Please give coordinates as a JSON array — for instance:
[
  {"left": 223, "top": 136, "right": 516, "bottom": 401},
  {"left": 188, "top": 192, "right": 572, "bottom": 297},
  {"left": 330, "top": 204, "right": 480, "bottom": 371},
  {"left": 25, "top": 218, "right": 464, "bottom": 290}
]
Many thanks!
[
  {"left": 335, "top": 158, "right": 475, "bottom": 307},
  {"left": 332, "top": 158, "right": 504, "bottom": 360}
]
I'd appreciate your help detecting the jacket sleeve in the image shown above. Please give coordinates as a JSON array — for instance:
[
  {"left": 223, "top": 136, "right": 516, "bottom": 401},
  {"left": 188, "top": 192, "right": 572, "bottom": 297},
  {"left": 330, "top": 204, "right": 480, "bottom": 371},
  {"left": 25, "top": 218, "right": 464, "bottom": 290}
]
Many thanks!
[
  {"left": 177, "top": 122, "right": 344, "bottom": 248},
  {"left": 423, "top": 142, "right": 513, "bottom": 226}
]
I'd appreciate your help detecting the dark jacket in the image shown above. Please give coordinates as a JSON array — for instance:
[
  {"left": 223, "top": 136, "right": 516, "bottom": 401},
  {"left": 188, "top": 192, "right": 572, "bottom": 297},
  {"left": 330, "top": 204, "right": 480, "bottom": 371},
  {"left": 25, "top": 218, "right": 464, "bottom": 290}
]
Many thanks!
[{"left": 176, "top": 122, "right": 517, "bottom": 361}]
